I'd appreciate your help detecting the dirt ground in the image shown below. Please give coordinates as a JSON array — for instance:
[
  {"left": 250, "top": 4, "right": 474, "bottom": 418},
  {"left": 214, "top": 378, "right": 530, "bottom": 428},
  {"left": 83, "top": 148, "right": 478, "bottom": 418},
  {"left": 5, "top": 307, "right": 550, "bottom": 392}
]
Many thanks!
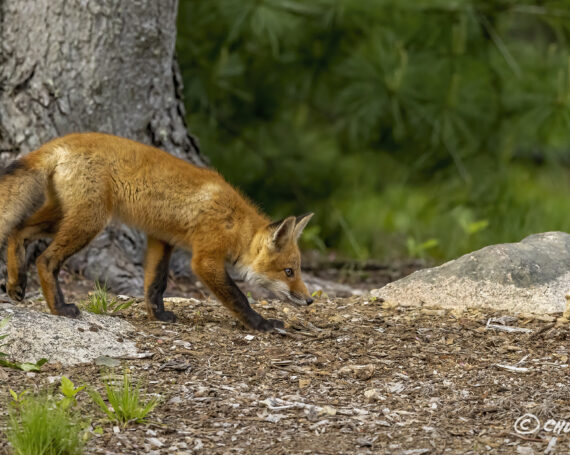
[{"left": 0, "top": 267, "right": 569, "bottom": 454}]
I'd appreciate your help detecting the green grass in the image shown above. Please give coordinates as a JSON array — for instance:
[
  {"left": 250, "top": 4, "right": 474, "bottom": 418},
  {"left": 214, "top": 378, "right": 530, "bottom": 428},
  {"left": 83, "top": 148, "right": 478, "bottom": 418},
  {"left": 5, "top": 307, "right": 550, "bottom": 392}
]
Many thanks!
[
  {"left": 88, "top": 373, "right": 159, "bottom": 427},
  {"left": 83, "top": 282, "right": 133, "bottom": 315},
  {"left": 6, "top": 395, "right": 85, "bottom": 455}
]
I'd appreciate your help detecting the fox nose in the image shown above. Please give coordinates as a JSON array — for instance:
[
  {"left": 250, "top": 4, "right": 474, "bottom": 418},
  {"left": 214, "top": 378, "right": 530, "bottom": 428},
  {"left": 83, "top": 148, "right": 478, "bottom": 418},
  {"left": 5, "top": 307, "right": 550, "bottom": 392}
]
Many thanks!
[{"left": 306, "top": 297, "right": 313, "bottom": 305}]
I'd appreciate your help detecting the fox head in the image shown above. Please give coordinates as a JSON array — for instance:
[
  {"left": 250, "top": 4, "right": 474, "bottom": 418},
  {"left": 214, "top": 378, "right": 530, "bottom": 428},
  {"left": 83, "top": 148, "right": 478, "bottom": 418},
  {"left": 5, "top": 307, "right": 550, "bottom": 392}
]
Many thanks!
[{"left": 241, "top": 213, "right": 314, "bottom": 306}]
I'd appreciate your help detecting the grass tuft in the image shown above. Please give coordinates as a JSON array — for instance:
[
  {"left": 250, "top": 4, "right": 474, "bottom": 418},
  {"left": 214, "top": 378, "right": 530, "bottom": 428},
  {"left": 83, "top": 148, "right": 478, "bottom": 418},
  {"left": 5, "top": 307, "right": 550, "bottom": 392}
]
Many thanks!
[
  {"left": 89, "top": 373, "right": 159, "bottom": 426},
  {"left": 83, "top": 282, "right": 133, "bottom": 315},
  {"left": 6, "top": 394, "right": 85, "bottom": 455}
]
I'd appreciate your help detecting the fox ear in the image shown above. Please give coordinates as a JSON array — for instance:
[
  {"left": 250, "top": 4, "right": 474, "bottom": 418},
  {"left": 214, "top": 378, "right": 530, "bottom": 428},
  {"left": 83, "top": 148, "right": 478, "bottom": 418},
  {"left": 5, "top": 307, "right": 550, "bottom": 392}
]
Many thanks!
[
  {"left": 293, "top": 212, "right": 314, "bottom": 240},
  {"left": 269, "top": 216, "right": 296, "bottom": 249}
]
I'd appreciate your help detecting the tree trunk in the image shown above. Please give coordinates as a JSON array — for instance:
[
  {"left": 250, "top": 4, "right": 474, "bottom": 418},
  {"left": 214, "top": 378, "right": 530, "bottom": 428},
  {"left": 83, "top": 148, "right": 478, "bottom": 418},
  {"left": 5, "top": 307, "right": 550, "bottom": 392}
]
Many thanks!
[{"left": 0, "top": 0, "right": 205, "bottom": 293}]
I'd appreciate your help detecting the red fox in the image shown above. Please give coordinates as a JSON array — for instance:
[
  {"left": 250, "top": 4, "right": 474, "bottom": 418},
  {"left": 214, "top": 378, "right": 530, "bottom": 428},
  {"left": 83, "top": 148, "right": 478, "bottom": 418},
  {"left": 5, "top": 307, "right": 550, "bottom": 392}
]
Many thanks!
[{"left": 0, "top": 133, "right": 314, "bottom": 331}]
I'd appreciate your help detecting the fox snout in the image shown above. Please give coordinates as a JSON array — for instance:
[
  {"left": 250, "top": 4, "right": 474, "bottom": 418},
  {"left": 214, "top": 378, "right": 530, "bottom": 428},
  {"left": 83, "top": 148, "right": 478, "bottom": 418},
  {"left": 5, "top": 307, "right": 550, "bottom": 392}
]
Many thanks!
[{"left": 287, "top": 287, "right": 314, "bottom": 306}]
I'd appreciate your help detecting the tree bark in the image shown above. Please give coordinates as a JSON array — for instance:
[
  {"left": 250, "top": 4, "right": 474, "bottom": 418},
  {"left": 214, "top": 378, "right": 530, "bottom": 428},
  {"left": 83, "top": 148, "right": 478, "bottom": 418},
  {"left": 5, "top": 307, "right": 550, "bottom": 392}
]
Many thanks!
[{"left": 0, "top": 0, "right": 204, "bottom": 293}]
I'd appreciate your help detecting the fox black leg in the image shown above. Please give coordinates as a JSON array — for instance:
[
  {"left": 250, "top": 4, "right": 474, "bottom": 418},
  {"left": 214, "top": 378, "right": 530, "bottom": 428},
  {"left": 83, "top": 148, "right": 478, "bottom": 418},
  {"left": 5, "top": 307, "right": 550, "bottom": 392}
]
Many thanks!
[
  {"left": 144, "top": 236, "right": 175, "bottom": 322},
  {"left": 222, "top": 271, "right": 285, "bottom": 331},
  {"left": 191, "top": 253, "right": 284, "bottom": 332}
]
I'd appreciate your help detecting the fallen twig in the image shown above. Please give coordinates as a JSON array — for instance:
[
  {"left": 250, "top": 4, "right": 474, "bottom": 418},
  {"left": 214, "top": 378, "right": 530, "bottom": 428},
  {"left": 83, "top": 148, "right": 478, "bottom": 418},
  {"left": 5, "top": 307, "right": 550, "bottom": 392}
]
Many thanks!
[
  {"left": 495, "top": 364, "right": 531, "bottom": 373},
  {"left": 486, "top": 317, "right": 533, "bottom": 333}
]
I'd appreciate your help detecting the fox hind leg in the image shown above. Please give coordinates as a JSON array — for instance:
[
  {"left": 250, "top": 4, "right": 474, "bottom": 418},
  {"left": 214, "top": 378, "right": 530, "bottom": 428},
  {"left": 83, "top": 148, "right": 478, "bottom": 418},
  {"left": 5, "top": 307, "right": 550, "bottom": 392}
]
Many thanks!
[
  {"left": 4, "top": 200, "right": 61, "bottom": 301},
  {"left": 36, "top": 212, "right": 106, "bottom": 318},
  {"left": 143, "top": 236, "right": 175, "bottom": 322}
]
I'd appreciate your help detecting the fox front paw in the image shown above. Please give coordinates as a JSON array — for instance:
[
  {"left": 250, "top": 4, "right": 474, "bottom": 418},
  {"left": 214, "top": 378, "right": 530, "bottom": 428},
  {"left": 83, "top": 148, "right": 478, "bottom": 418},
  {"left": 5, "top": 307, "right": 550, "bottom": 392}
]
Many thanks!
[
  {"left": 252, "top": 317, "right": 285, "bottom": 332},
  {"left": 7, "top": 284, "right": 26, "bottom": 302},
  {"left": 154, "top": 310, "right": 177, "bottom": 323},
  {"left": 57, "top": 304, "right": 81, "bottom": 318}
]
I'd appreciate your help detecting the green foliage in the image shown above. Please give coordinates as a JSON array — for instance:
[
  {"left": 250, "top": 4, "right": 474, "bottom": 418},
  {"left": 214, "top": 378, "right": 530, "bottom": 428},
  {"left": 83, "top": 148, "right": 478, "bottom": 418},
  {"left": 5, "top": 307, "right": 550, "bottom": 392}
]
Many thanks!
[
  {"left": 6, "top": 390, "right": 86, "bottom": 455},
  {"left": 88, "top": 373, "right": 159, "bottom": 427},
  {"left": 9, "top": 389, "right": 29, "bottom": 407},
  {"left": 0, "top": 318, "right": 48, "bottom": 371},
  {"left": 83, "top": 282, "right": 133, "bottom": 315},
  {"left": 59, "top": 377, "right": 86, "bottom": 411},
  {"left": 177, "top": 0, "right": 570, "bottom": 260}
]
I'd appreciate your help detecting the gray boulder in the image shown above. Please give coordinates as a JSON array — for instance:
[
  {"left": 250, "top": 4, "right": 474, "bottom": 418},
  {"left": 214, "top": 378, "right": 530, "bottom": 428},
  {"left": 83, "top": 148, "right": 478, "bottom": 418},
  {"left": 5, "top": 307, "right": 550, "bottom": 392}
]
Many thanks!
[
  {"left": 371, "top": 232, "right": 570, "bottom": 314},
  {"left": 0, "top": 304, "right": 139, "bottom": 365}
]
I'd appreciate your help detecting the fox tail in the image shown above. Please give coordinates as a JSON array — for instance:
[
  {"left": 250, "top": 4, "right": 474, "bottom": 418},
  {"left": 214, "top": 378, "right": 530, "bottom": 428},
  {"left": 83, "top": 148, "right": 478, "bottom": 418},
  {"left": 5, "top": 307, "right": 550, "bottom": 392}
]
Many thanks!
[{"left": 0, "top": 158, "right": 46, "bottom": 248}]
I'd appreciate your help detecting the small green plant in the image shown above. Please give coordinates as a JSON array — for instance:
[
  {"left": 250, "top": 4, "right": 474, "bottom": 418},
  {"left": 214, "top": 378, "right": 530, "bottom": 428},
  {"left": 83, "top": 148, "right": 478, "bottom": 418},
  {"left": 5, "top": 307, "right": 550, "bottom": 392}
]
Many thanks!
[
  {"left": 89, "top": 373, "right": 159, "bottom": 426},
  {"left": 84, "top": 282, "right": 133, "bottom": 315},
  {"left": 9, "top": 389, "right": 29, "bottom": 408},
  {"left": 0, "top": 318, "right": 48, "bottom": 371},
  {"left": 59, "top": 376, "right": 86, "bottom": 411},
  {"left": 6, "top": 392, "right": 85, "bottom": 455},
  {"left": 311, "top": 289, "right": 328, "bottom": 299}
]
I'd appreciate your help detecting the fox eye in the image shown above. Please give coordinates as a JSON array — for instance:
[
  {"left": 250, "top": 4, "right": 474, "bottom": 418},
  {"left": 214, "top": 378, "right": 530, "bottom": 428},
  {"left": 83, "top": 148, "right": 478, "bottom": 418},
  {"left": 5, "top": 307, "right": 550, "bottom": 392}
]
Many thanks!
[{"left": 284, "top": 268, "right": 294, "bottom": 277}]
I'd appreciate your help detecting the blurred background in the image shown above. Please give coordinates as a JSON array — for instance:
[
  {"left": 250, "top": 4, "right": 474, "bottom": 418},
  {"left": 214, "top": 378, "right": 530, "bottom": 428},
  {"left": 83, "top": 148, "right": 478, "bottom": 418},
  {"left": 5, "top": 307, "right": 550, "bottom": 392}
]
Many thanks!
[{"left": 177, "top": 0, "right": 570, "bottom": 263}]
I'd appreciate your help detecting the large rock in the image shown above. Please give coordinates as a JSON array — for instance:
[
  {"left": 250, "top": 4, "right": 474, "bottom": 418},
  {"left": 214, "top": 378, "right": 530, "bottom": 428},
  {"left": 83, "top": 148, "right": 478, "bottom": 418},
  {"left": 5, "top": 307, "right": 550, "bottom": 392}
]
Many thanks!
[
  {"left": 0, "top": 304, "right": 139, "bottom": 365},
  {"left": 371, "top": 232, "right": 570, "bottom": 314}
]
